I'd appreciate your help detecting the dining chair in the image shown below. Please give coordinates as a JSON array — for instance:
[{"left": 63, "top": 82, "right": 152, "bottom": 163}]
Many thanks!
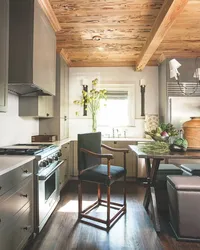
[{"left": 77, "top": 132, "right": 129, "bottom": 230}]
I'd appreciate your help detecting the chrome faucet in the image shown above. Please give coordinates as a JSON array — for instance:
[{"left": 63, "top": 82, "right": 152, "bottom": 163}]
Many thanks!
[{"left": 112, "top": 128, "right": 115, "bottom": 138}]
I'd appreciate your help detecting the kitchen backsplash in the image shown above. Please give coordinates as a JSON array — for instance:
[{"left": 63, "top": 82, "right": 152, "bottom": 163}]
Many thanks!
[{"left": 0, "top": 93, "right": 39, "bottom": 147}]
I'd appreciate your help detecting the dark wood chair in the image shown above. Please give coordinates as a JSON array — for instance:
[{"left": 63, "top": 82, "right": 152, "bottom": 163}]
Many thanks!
[{"left": 77, "top": 132, "right": 129, "bottom": 230}]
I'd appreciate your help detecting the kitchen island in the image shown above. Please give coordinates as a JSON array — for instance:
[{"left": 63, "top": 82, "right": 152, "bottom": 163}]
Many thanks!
[{"left": 129, "top": 144, "right": 200, "bottom": 233}]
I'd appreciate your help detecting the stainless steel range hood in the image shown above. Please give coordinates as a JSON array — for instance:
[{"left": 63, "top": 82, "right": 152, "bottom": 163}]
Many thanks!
[
  {"left": 8, "top": 83, "right": 51, "bottom": 96},
  {"left": 9, "top": 0, "right": 56, "bottom": 97}
]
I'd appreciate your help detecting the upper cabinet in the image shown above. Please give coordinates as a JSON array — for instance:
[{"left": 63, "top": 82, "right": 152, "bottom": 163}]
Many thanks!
[
  {"left": 19, "top": 96, "right": 54, "bottom": 118},
  {"left": 39, "top": 53, "right": 69, "bottom": 139},
  {"left": 9, "top": 0, "right": 56, "bottom": 96},
  {"left": 0, "top": 0, "right": 9, "bottom": 112}
]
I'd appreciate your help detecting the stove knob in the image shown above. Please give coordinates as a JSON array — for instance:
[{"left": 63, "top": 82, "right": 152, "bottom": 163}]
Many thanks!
[
  {"left": 45, "top": 159, "right": 49, "bottom": 165},
  {"left": 49, "top": 158, "right": 53, "bottom": 163},
  {"left": 39, "top": 161, "right": 47, "bottom": 168},
  {"left": 54, "top": 156, "right": 58, "bottom": 161},
  {"left": 57, "top": 151, "right": 62, "bottom": 157}
]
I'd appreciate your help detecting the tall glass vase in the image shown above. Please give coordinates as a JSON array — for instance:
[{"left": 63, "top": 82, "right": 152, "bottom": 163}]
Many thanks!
[{"left": 92, "top": 112, "right": 97, "bottom": 132}]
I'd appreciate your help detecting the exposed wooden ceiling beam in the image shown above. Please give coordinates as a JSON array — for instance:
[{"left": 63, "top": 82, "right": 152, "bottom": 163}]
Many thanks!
[
  {"left": 135, "top": 0, "right": 188, "bottom": 71},
  {"left": 38, "top": 0, "right": 61, "bottom": 32}
]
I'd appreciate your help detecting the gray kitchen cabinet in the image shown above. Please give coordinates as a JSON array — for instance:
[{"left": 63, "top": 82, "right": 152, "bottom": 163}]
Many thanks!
[
  {"left": 0, "top": 160, "right": 34, "bottom": 250},
  {"left": 39, "top": 53, "right": 69, "bottom": 139},
  {"left": 69, "top": 141, "right": 78, "bottom": 177},
  {"left": 19, "top": 96, "right": 54, "bottom": 118},
  {"left": 102, "top": 141, "right": 136, "bottom": 177},
  {"left": 9, "top": 0, "right": 56, "bottom": 96},
  {"left": 113, "top": 141, "right": 136, "bottom": 177},
  {"left": 0, "top": 0, "right": 9, "bottom": 112},
  {"left": 60, "top": 142, "right": 70, "bottom": 190}
]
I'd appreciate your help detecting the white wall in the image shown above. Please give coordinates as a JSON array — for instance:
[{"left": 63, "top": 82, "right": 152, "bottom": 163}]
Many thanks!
[
  {"left": 69, "top": 67, "right": 159, "bottom": 138},
  {"left": 0, "top": 94, "right": 39, "bottom": 146}
]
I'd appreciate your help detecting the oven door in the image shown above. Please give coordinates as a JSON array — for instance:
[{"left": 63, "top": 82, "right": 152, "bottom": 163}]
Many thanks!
[{"left": 37, "top": 160, "right": 63, "bottom": 232}]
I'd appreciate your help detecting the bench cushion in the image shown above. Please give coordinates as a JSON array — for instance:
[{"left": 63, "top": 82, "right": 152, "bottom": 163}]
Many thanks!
[
  {"left": 167, "top": 175, "right": 200, "bottom": 191},
  {"left": 180, "top": 164, "right": 200, "bottom": 175}
]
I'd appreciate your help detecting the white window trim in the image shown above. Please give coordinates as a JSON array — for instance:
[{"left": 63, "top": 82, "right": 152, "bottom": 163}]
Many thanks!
[{"left": 97, "top": 83, "right": 136, "bottom": 127}]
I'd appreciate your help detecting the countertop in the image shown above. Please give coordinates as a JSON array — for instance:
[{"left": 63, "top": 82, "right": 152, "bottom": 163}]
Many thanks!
[
  {"left": 0, "top": 155, "right": 35, "bottom": 176},
  {"left": 40, "top": 137, "right": 153, "bottom": 147}
]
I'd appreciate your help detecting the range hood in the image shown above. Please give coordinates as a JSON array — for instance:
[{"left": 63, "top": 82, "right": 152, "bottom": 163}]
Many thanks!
[
  {"left": 8, "top": 83, "right": 52, "bottom": 96},
  {"left": 8, "top": 0, "right": 56, "bottom": 97}
]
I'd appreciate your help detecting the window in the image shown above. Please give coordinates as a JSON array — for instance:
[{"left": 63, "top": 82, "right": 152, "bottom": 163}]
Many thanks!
[{"left": 97, "top": 83, "right": 135, "bottom": 127}]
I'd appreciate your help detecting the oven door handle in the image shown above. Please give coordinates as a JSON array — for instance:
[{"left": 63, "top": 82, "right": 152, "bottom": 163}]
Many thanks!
[{"left": 38, "top": 160, "right": 64, "bottom": 180}]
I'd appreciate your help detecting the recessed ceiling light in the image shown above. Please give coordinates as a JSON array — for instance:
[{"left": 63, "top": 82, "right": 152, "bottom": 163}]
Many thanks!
[
  {"left": 92, "top": 35, "right": 101, "bottom": 41},
  {"left": 98, "top": 47, "right": 104, "bottom": 51}
]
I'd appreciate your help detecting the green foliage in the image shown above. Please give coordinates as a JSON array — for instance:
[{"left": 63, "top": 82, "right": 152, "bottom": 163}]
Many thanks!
[
  {"left": 139, "top": 141, "right": 170, "bottom": 154},
  {"left": 73, "top": 78, "right": 107, "bottom": 115},
  {"left": 173, "top": 138, "right": 188, "bottom": 148},
  {"left": 145, "top": 122, "right": 178, "bottom": 140}
]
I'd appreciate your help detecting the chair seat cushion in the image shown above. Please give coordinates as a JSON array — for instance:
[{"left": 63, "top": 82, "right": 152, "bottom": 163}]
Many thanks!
[{"left": 79, "top": 164, "right": 126, "bottom": 186}]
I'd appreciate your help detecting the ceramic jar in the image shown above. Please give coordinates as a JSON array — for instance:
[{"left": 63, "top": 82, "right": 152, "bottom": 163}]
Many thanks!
[{"left": 183, "top": 117, "right": 200, "bottom": 149}]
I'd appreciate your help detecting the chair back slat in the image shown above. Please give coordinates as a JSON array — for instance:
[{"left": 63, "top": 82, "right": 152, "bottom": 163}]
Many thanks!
[{"left": 78, "top": 132, "right": 101, "bottom": 171}]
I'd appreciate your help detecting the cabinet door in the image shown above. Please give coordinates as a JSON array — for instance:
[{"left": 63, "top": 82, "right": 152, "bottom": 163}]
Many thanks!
[
  {"left": 101, "top": 141, "right": 115, "bottom": 165},
  {"left": 60, "top": 117, "right": 69, "bottom": 140},
  {"left": 38, "top": 96, "right": 54, "bottom": 117},
  {"left": 113, "top": 141, "right": 134, "bottom": 177},
  {"left": 60, "top": 142, "right": 70, "bottom": 189},
  {"left": 33, "top": 0, "right": 56, "bottom": 95},
  {"left": 0, "top": 0, "right": 8, "bottom": 112}
]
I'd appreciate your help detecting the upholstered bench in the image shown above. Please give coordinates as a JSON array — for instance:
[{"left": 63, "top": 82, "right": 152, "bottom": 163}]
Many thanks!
[
  {"left": 155, "top": 164, "right": 183, "bottom": 212},
  {"left": 167, "top": 175, "right": 200, "bottom": 241},
  {"left": 180, "top": 164, "right": 200, "bottom": 176}
]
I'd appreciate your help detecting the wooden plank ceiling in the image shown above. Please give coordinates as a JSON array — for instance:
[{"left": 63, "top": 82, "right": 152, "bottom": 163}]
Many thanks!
[{"left": 48, "top": 0, "right": 200, "bottom": 68}]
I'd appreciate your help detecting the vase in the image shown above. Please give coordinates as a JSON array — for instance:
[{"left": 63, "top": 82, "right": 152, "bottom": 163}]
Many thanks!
[
  {"left": 92, "top": 113, "right": 97, "bottom": 132},
  {"left": 183, "top": 117, "right": 200, "bottom": 149}
]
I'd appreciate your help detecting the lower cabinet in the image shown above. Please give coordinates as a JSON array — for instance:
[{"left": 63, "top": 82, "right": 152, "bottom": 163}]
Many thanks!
[
  {"left": 0, "top": 160, "right": 33, "bottom": 250},
  {"left": 102, "top": 141, "right": 136, "bottom": 177},
  {"left": 60, "top": 142, "right": 70, "bottom": 190}
]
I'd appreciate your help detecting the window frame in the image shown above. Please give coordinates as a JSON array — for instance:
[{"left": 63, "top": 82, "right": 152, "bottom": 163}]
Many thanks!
[{"left": 97, "top": 83, "right": 136, "bottom": 127}]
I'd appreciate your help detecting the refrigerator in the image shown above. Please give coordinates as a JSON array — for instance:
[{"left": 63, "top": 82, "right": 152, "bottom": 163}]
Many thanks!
[{"left": 169, "top": 97, "right": 200, "bottom": 130}]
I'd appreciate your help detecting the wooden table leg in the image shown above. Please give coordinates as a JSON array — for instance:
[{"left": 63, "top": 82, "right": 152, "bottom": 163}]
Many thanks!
[
  {"left": 143, "top": 158, "right": 151, "bottom": 210},
  {"left": 150, "top": 186, "right": 161, "bottom": 232},
  {"left": 143, "top": 158, "right": 163, "bottom": 232}
]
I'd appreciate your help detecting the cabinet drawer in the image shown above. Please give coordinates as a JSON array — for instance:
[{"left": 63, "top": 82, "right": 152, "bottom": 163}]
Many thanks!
[
  {"left": 0, "top": 204, "right": 33, "bottom": 250},
  {"left": 0, "top": 161, "right": 33, "bottom": 196},
  {"left": 0, "top": 177, "right": 33, "bottom": 227}
]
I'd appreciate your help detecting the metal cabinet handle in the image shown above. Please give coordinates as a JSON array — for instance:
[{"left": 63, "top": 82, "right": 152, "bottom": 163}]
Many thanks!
[
  {"left": 46, "top": 113, "right": 49, "bottom": 117},
  {"left": 23, "top": 170, "right": 28, "bottom": 173},
  {"left": 22, "top": 227, "right": 28, "bottom": 231},
  {"left": 0, "top": 186, "right": 2, "bottom": 190},
  {"left": 20, "top": 194, "right": 28, "bottom": 198}
]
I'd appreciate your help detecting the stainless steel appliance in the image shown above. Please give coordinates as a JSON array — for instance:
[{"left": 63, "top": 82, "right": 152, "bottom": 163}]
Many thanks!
[
  {"left": 0, "top": 143, "right": 63, "bottom": 233},
  {"left": 169, "top": 96, "right": 200, "bottom": 129}
]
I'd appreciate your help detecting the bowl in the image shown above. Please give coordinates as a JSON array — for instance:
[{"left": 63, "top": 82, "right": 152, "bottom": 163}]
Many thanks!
[{"left": 151, "top": 135, "right": 169, "bottom": 142}]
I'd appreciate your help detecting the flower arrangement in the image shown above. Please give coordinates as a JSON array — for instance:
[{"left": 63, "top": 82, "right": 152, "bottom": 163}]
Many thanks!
[{"left": 73, "top": 78, "right": 107, "bottom": 132}]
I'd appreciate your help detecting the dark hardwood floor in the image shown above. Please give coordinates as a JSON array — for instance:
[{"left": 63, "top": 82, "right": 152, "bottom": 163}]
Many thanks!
[{"left": 25, "top": 181, "right": 200, "bottom": 250}]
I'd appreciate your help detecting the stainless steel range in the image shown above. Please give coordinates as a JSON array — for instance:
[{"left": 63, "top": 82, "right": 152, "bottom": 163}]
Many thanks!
[{"left": 0, "top": 143, "right": 63, "bottom": 233}]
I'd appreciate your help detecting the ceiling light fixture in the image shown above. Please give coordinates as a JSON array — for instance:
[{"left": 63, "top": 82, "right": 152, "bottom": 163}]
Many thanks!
[
  {"left": 169, "top": 57, "right": 200, "bottom": 96},
  {"left": 92, "top": 35, "right": 101, "bottom": 41}
]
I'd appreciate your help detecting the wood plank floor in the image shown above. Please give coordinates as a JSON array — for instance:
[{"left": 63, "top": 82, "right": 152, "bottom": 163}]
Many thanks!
[{"left": 25, "top": 181, "right": 200, "bottom": 250}]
